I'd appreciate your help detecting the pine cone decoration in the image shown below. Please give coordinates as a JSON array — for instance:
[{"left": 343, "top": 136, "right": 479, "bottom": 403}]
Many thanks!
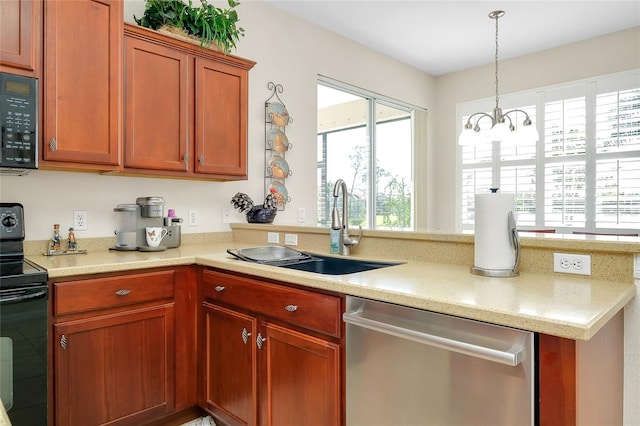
[{"left": 231, "top": 192, "right": 254, "bottom": 213}]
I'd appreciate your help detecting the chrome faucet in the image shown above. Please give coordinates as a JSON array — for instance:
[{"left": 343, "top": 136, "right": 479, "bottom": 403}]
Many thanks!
[{"left": 331, "top": 179, "right": 362, "bottom": 255}]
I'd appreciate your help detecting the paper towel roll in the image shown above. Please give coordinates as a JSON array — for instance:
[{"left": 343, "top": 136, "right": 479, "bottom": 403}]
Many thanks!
[{"left": 474, "top": 191, "right": 516, "bottom": 271}]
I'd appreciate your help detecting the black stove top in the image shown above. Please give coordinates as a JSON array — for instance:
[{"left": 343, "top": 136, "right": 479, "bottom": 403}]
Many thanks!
[
  {"left": 0, "top": 258, "right": 48, "bottom": 289},
  {"left": 0, "top": 203, "right": 48, "bottom": 289}
]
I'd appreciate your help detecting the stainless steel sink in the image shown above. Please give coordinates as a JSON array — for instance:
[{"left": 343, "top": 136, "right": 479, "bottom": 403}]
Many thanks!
[{"left": 276, "top": 254, "right": 402, "bottom": 275}]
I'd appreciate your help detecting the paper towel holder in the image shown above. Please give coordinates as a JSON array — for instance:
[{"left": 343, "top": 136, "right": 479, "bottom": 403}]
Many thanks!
[{"left": 471, "top": 210, "right": 521, "bottom": 277}]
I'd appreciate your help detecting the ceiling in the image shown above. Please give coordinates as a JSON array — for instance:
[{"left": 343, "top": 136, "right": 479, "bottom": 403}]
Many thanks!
[{"left": 263, "top": 1, "right": 640, "bottom": 76}]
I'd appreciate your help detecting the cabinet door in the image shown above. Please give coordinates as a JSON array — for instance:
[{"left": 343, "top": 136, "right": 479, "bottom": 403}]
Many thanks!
[
  {"left": 124, "top": 36, "right": 189, "bottom": 172},
  {"left": 194, "top": 57, "right": 248, "bottom": 178},
  {"left": 201, "top": 302, "right": 257, "bottom": 426},
  {"left": 43, "top": 0, "right": 121, "bottom": 167},
  {"left": 54, "top": 304, "right": 175, "bottom": 426},
  {"left": 0, "top": 0, "right": 41, "bottom": 75},
  {"left": 259, "top": 322, "right": 341, "bottom": 426}
]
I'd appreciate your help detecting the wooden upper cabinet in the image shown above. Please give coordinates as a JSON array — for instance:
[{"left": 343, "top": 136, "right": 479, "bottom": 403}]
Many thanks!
[
  {"left": 195, "top": 57, "right": 248, "bottom": 177},
  {"left": 124, "top": 36, "right": 189, "bottom": 171},
  {"left": 123, "top": 23, "right": 255, "bottom": 180},
  {"left": 0, "top": 0, "right": 41, "bottom": 76},
  {"left": 42, "top": 0, "right": 122, "bottom": 169}
]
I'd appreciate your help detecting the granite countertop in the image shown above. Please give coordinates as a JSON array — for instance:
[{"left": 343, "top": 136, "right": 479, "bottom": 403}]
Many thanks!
[{"left": 31, "top": 242, "right": 636, "bottom": 341}]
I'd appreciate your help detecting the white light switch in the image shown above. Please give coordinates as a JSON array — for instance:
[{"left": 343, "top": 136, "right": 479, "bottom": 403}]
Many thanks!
[{"left": 285, "top": 233, "right": 298, "bottom": 246}]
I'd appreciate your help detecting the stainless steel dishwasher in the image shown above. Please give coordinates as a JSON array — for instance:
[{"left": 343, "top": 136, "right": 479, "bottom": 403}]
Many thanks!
[{"left": 343, "top": 296, "right": 534, "bottom": 426}]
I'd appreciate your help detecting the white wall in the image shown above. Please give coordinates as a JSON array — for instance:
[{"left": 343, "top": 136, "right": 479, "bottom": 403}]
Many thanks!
[{"left": 0, "top": 0, "right": 435, "bottom": 240}]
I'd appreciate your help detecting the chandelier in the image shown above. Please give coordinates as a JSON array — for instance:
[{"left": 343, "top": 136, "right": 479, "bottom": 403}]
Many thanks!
[{"left": 458, "top": 10, "right": 539, "bottom": 145}]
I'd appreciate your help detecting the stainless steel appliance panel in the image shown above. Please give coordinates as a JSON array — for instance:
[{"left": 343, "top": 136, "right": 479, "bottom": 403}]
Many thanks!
[{"left": 344, "top": 296, "right": 534, "bottom": 426}]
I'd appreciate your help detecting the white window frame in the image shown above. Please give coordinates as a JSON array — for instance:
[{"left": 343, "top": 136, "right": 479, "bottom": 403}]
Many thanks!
[
  {"left": 317, "top": 75, "right": 427, "bottom": 231},
  {"left": 456, "top": 69, "right": 640, "bottom": 233}
]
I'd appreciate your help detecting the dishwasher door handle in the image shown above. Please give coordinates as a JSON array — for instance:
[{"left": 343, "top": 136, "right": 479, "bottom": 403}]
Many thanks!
[{"left": 343, "top": 310, "right": 525, "bottom": 366}]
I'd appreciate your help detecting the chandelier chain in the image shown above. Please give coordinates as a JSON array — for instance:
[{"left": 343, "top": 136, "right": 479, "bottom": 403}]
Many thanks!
[{"left": 494, "top": 12, "right": 500, "bottom": 110}]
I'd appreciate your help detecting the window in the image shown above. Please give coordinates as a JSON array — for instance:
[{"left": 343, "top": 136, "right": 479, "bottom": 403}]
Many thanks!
[
  {"left": 317, "top": 77, "right": 423, "bottom": 230},
  {"left": 459, "top": 71, "right": 640, "bottom": 233}
]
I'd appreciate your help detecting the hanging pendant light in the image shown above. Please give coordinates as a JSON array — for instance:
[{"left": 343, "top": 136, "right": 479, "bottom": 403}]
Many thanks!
[{"left": 458, "top": 10, "right": 539, "bottom": 146}]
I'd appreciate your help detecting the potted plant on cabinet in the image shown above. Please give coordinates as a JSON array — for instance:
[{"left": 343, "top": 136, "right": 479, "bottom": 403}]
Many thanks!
[{"left": 134, "top": 0, "right": 244, "bottom": 54}]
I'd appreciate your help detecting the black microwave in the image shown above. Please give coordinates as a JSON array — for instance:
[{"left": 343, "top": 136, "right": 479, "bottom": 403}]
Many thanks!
[{"left": 0, "top": 72, "right": 38, "bottom": 174}]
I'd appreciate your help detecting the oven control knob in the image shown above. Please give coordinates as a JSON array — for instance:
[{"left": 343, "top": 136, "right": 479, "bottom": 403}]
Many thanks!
[{"left": 2, "top": 215, "right": 17, "bottom": 227}]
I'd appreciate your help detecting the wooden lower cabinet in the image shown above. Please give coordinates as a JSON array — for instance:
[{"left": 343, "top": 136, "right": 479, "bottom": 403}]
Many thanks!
[
  {"left": 259, "top": 322, "right": 340, "bottom": 426},
  {"left": 202, "top": 303, "right": 257, "bottom": 425},
  {"left": 199, "top": 269, "right": 344, "bottom": 426},
  {"left": 51, "top": 267, "right": 198, "bottom": 426},
  {"left": 53, "top": 304, "right": 175, "bottom": 426}
]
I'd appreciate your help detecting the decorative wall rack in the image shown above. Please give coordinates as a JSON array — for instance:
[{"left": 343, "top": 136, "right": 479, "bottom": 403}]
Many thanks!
[{"left": 265, "top": 81, "right": 293, "bottom": 210}]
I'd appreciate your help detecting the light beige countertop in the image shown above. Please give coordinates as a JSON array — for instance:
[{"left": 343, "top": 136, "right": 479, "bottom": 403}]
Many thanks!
[
  {"left": 0, "top": 401, "right": 8, "bottom": 426},
  {"left": 29, "top": 241, "right": 636, "bottom": 341}
]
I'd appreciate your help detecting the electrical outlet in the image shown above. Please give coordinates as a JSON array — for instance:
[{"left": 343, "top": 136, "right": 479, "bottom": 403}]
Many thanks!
[
  {"left": 188, "top": 209, "right": 199, "bottom": 226},
  {"left": 553, "top": 253, "right": 591, "bottom": 276},
  {"left": 284, "top": 233, "right": 298, "bottom": 246},
  {"left": 267, "top": 232, "right": 280, "bottom": 244},
  {"left": 73, "top": 210, "right": 88, "bottom": 231},
  {"left": 297, "top": 208, "right": 306, "bottom": 223}
]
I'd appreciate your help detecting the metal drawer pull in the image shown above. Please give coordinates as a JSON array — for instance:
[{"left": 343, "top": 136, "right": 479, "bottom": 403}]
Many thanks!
[
  {"left": 241, "top": 328, "right": 251, "bottom": 344},
  {"left": 285, "top": 304, "right": 298, "bottom": 312},
  {"left": 115, "top": 289, "right": 131, "bottom": 296},
  {"left": 257, "top": 333, "right": 266, "bottom": 349},
  {"left": 215, "top": 285, "right": 225, "bottom": 292},
  {"left": 60, "top": 334, "right": 68, "bottom": 350}
]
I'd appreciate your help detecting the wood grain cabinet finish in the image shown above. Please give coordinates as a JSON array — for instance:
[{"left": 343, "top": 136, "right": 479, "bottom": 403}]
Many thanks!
[
  {"left": 42, "top": 0, "right": 122, "bottom": 169},
  {"left": 123, "top": 24, "right": 254, "bottom": 180},
  {"left": 124, "top": 36, "right": 189, "bottom": 171},
  {"left": 54, "top": 304, "right": 175, "bottom": 426},
  {"left": 51, "top": 268, "right": 199, "bottom": 426},
  {"left": 199, "top": 269, "right": 344, "bottom": 426},
  {"left": 0, "top": 0, "right": 41, "bottom": 76}
]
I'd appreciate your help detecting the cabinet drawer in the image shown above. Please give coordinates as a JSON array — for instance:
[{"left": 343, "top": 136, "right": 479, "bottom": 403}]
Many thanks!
[
  {"left": 55, "top": 270, "right": 175, "bottom": 316},
  {"left": 202, "top": 270, "right": 342, "bottom": 338}
]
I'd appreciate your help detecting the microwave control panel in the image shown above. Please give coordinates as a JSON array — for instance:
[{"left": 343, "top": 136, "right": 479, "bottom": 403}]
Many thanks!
[{"left": 0, "top": 73, "right": 38, "bottom": 169}]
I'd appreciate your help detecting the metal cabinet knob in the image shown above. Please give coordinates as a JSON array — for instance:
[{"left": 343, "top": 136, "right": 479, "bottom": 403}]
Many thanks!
[
  {"left": 49, "top": 137, "right": 57, "bottom": 151},
  {"left": 60, "top": 334, "right": 68, "bottom": 350},
  {"left": 115, "top": 289, "right": 131, "bottom": 296},
  {"left": 199, "top": 154, "right": 205, "bottom": 165},
  {"left": 285, "top": 304, "right": 298, "bottom": 312},
  {"left": 241, "top": 327, "right": 251, "bottom": 344},
  {"left": 215, "top": 285, "right": 225, "bottom": 292},
  {"left": 256, "top": 333, "right": 266, "bottom": 349}
]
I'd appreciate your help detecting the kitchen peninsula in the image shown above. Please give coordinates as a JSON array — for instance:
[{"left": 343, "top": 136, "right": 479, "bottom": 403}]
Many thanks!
[{"left": 29, "top": 225, "right": 637, "bottom": 426}]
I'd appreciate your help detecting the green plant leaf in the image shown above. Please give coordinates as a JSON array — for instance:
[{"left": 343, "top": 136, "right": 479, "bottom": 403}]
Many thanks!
[{"left": 135, "top": 0, "right": 244, "bottom": 53}]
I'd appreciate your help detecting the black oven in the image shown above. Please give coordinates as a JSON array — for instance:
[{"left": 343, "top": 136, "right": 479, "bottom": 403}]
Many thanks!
[
  {"left": 0, "top": 203, "right": 48, "bottom": 425},
  {"left": 0, "top": 72, "right": 38, "bottom": 174}
]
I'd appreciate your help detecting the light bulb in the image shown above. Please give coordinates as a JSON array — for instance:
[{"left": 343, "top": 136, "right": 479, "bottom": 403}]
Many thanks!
[
  {"left": 520, "top": 123, "right": 539, "bottom": 143},
  {"left": 490, "top": 121, "right": 510, "bottom": 142},
  {"left": 458, "top": 127, "right": 477, "bottom": 145}
]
